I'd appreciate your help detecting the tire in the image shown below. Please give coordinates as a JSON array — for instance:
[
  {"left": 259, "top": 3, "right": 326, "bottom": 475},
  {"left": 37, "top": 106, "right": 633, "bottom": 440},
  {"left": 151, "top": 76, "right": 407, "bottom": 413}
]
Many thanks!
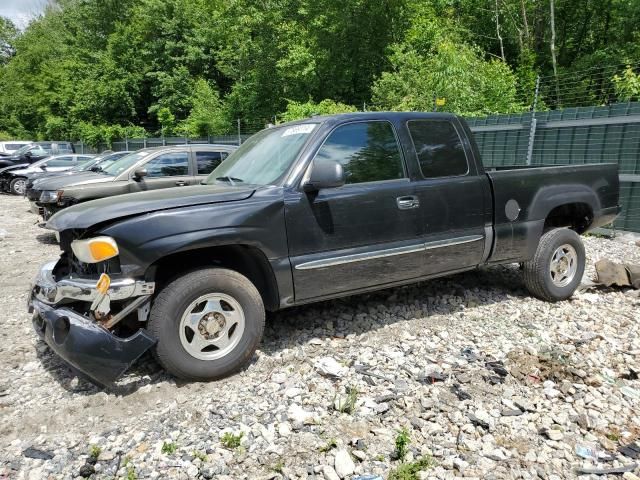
[
  {"left": 10, "top": 177, "right": 27, "bottom": 195},
  {"left": 523, "top": 228, "right": 585, "bottom": 302},
  {"left": 147, "top": 268, "right": 265, "bottom": 381}
]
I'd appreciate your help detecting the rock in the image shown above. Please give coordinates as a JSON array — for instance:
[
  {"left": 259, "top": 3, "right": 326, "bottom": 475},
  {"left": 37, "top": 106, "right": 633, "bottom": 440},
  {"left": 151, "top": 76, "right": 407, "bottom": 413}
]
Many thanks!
[
  {"left": 322, "top": 465, "right": 341, "bottom": 480},
  {"left": 314, "top": 357, "right": 348, "bottom": 378},
  {"left": 79, "top": 464, "right": 95, "bottom": 478},
  {"left": 334, "top": 449, "right": 355, "bottom": 478}
]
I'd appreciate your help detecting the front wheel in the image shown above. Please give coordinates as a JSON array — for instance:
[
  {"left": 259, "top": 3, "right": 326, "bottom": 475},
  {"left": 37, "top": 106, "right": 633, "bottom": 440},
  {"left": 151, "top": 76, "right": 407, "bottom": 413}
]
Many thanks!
[
  {"left": 523, "top": 228, "right": 586, "bottom": 302},
  {"left": 10, "top": 177, "right": 27, "bottom": 195},
  {"left": 147, "top": 268, "right": 265, "bottom": 381}
]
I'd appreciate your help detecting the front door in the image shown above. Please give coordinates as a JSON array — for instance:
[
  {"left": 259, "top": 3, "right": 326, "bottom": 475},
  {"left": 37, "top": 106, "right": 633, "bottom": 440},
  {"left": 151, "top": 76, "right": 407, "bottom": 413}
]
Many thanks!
[
  {"left": 285, "top": 120, "right": 424, "bottom": 301},
  {"left": 406, "top": 119, "right": 488, "bottom": 275},
  {"left": 129, "top": 150, "right": 192, "bottom": 191}
]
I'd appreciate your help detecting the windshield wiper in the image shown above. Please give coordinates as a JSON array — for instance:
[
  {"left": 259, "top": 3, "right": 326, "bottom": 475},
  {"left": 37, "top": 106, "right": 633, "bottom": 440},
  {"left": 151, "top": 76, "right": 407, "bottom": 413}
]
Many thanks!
[{"left": 216, "top": 176, "right": 244, "bottom": 186}]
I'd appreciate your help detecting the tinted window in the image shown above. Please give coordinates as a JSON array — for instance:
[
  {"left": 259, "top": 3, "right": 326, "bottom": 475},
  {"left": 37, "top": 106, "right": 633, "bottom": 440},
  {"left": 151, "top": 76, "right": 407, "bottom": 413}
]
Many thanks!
[
  {"left": 145, "top": 152, "right": 189, "bottom": 177},
  {"left": 408, "top": 120, "right": 468, "bottom": 178},
  {"left": 314, "top": 121, "right": 404, "bottom": 184},
  {"left": 45, "top": 156, "right": 74, "bottom": 167},
  {"left": 56, "top": 143, "right": 73, "bottom": 153},
  {"left": 196, "top": 151, "right": 227, "bottom": 175}
]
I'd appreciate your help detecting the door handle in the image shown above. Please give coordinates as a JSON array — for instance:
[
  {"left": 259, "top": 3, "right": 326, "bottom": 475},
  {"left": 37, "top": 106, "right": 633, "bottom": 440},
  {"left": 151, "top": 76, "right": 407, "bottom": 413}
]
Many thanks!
[
  {"left": 396, "top": 195, "right": 420, "bottom": 210},
  {"left": 175, "top": 180, "right": 187, "bottom": 186}
]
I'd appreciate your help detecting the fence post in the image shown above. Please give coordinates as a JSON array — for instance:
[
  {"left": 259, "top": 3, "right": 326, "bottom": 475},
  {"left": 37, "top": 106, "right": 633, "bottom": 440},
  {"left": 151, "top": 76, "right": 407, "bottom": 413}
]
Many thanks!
[
  {"left": 125, "top": 135, "right": 129, "bottom": 151},
  {"left": 143, "top": 137, "right": 147, "bottom": 149},
  {"left": 526, "top": 76, "right": 540, "bottom": 166},
  {"left": 237, "top": 119, "right": 242, "bottom": 146},
  {"left": 80, "top": 140, "right": 84, "bottom": 154}
]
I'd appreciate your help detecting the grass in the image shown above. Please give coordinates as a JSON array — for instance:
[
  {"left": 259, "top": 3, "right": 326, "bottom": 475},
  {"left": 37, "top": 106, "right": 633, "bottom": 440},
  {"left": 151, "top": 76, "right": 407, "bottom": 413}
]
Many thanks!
[
  {"left": 88, "top": 445, "right": 101, "bottom": 459},
  {"left": 123, "top": 456, "right": 137, "bottom": 480},
  {"left": 272, "top": 459, "right": 285, "bottom": 473},
  {"left": 335, "top": 386, "right": 359, "bottom": 414},
  {"left": 192, "top": 450, "right": 207, "bottom": 462},
  {"left": 388, "top": 456, "right": 435, "bottom": 480},
  {"left": 319, "top": 438, "right": 338, "bottom": 453},
  {"left": 221, "top": 431, "right": 244, "bottom": 449},
  {"left": 394, "top": 428, "right": 411, "bottom": 461},
  {"left": 161, "top": 441, "right": 178, "bottom": 455}
]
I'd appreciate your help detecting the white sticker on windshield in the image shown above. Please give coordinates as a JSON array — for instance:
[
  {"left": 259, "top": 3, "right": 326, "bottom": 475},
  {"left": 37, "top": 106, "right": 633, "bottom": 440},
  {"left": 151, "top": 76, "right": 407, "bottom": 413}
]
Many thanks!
[{"left": 281, "top": 124, "right": 316, "bottom": 137}]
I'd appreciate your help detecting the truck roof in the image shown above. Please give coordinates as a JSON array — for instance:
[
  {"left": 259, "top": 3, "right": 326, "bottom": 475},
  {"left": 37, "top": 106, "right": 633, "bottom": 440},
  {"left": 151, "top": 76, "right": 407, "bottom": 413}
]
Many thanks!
[{"left": 282, "top": 111, "right": 459, "bottom": 127}]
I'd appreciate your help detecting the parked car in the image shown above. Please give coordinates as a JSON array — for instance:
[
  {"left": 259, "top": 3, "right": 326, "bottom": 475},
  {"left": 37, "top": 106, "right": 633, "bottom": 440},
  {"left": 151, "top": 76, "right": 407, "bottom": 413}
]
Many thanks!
[
  {"left": 0, "top": 141, "right": 75, "bottom": 169},
  {"left": 25, "top": 151, "right": 132, "bottom": 212},
  {"left": 35, "top": 144, "right": 235, "bottom": 219},
  {"left": 0, "top": 141, "right": 33, "bottom": 157},
  {"left": 28, "top": 112, "right": 620, "bottom": 385},
  {"left": 1, "top": 154, "right": 95, "bottom": 195}
]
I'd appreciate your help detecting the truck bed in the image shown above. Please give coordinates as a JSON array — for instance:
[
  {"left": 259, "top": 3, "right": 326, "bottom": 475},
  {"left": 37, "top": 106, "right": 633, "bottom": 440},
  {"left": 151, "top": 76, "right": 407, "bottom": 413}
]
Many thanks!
[{"left": 484, "top": 163, "right": 620, "bottom": 263}]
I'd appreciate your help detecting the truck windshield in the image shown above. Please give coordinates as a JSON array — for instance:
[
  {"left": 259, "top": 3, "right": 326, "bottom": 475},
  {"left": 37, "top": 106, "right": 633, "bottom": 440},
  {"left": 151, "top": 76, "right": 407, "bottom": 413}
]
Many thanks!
[
  {"left": 101, "top": 151, "right": 151, "bottom": 176},
  {"left": 204, "top": 124, "right": 316, "bottom": 186}
]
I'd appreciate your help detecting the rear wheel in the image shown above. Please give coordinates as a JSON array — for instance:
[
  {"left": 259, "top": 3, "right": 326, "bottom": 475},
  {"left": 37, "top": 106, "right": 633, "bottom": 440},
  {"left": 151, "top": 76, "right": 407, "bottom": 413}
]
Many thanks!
[
  {"left": 147, "top": 268, "right": 265, "bottom": 381},
  {"left": 523, "top": 228, "right": 585, "bottom": 302},
  {"left": 10, "top": 177, "right": 27, "bottom": 195}
]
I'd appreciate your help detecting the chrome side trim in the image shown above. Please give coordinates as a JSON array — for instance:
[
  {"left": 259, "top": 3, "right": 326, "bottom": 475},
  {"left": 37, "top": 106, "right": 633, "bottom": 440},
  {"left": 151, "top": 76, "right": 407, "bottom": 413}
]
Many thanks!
[
  {"left": 295, "top": 235, "right": 484, "bottom": 270},
  {"left": 422, "top": 235, "right": 483, "bottom": 250}
]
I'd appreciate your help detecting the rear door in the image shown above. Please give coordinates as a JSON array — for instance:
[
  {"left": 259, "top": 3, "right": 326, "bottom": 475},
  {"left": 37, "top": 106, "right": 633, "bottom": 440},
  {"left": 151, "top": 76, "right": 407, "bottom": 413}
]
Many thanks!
[
  {"left": 407, "top": 119, "right": 488, "bottom": 275},
  {"left": 129, "top": 150, "right": 191, "bottom": 192},
  {"left": 285, "top": 120, "right": 424, "bottom": 301}
]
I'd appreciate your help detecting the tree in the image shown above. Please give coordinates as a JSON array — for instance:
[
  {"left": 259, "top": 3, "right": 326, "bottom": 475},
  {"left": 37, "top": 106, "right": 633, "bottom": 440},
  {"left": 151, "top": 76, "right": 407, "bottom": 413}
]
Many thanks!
[
  {"left": 279, "top": 99, "right": 357, "bottom": 122},
  {"left": 180, "top": 79, "right": 230, "bottom": 136},
  {"left": 0, "top": 17, "right": 18, "bottom": 65}
]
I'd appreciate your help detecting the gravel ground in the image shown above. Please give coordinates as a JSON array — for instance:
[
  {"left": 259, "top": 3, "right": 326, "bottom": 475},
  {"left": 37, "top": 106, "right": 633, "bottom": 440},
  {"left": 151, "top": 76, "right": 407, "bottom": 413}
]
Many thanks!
[{"left": 0, "top": 193, "right": 639, "bottom": 480}]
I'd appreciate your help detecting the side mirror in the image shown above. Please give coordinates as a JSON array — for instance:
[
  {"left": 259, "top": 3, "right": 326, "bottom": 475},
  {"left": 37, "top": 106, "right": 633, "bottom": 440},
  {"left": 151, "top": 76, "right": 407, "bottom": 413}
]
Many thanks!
[
  {"left": 302, "top": 160, "right": 345, "bottom": 193},
  {"left": 24, "top": 151, "right": 32, "bottom": 157},
  {"left": 133, "top": 168, "right": 147, "bottom": 180},
  {"left": 40, "top": 165, "right": 47, "bottom": 171}
]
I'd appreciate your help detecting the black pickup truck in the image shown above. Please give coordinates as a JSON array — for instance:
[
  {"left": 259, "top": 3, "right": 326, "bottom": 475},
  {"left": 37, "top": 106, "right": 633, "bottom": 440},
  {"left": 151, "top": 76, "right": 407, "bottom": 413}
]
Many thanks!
[{"left": 28, "top": 112, "right": 620, "bottom": 385}]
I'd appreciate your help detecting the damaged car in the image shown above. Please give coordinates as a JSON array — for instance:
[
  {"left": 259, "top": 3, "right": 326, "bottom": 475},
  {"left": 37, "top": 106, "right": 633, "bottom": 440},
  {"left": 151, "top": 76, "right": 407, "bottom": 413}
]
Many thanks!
[{"left": 28, "top": 112, "right": 620, "bottom": 386}]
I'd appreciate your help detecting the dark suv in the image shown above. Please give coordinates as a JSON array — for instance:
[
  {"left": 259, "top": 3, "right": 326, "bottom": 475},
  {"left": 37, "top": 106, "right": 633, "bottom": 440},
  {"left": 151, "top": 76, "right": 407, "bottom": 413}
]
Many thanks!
[
  {"left": 0, "top": 142, "right": 75, "bottom": 168},
  {"left": 36, "top": 144, "right": 236, "bottom": 219}
]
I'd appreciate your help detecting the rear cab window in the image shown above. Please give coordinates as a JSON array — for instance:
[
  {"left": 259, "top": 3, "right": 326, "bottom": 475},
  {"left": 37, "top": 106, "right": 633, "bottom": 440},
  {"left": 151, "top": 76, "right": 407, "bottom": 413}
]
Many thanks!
[
  {"left": 313, "top": 121, "right": 405, "bottom": 184},
  {"left": 407, "top": 120, "right": 469, "bottom": 178}
]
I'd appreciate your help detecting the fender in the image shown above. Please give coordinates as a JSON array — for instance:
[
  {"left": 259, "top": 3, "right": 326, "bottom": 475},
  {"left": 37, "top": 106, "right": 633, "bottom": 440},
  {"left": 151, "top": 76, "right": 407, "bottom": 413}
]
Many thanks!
[{"left": 526, "top": 184, "right": 600, "bottom": 222}]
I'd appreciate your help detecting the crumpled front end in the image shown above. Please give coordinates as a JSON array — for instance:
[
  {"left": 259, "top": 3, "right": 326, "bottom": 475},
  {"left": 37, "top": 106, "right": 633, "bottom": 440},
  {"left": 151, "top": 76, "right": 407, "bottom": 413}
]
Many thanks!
[{"left": 28, "top": 259, "right": 157, "bottom": 386}]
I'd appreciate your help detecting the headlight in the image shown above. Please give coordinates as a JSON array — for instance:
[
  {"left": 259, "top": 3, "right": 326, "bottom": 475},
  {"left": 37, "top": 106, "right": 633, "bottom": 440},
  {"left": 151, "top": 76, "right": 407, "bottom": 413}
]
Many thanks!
[
  {"left": 71, "top": 236, "right": 119, "bottom": 263},
  {"left": 39, "top": 190, "right": 58, "bottom": 202}
]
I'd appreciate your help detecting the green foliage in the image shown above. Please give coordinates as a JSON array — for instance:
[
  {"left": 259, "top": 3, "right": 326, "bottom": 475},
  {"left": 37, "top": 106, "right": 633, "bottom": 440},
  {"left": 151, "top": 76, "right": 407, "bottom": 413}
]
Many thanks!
[
  {"left": 180, "top": 79, "right": 230, "bottom": 136},
  {"left": 161, "top": 441, "right": 178, "bottom": 455},
  {"left": 613, "top": 66, "right": 640, "bottom": 101},
  {"left": 192, "top": 450, "right": 207, "bottom": 462},
  {"left": 388, "top": 456, "right": 435, "bottom": 480},
  {"left": 0, "top": 0, "right": 638, "bottom": 139},
  {"left": 88, "top": 445, "right": 101, "bottom": 459},
  {"left": 0, "top": 17, "right": 18, "bottom": 65},
  {"left": 221, "top": 431, "right": 244, "bottom": 449},
  {"left": 280, "top": 99, "right": 357, "bottom": 122},
  {"left": 394, "top": 428, "right": 411, "bottom": 461},
  {"left": 372, "top": 41, "right": 524, "bottom": 116}
]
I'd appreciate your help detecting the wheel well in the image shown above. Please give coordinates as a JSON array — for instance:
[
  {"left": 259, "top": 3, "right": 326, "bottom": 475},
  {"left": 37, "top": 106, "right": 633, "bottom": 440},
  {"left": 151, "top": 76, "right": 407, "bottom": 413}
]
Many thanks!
[
  {"left": 544, "top": 202, "right": 593, "bottom": 234},
  {"left": 149, "top": 245, "right": 280, "bottom": 311}
]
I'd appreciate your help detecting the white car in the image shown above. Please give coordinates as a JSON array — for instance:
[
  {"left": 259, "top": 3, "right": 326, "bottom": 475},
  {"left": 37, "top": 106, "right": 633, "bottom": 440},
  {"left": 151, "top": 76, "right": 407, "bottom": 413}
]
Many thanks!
[
  {"left": 1, "top": 154, "right": 94, "bottom": 195},
  {"left": 0, "top": 141, "right": 33, "bottom": 157}
]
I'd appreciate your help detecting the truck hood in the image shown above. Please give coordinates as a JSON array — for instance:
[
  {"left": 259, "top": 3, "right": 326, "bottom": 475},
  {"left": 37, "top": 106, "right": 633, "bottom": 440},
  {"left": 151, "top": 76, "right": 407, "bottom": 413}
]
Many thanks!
[
  {"left": 46, "top": 184, "right": 256, "bottom": 231},
  {"left": 33, "top": 172, "right": 114, "bottom": 191}
]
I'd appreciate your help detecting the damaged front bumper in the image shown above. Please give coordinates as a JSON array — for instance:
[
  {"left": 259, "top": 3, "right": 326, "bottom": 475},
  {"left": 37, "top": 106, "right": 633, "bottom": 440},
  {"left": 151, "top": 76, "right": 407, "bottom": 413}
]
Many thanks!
[{"left": 28, "top": 260, "right": 157, "bottom": 385}]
